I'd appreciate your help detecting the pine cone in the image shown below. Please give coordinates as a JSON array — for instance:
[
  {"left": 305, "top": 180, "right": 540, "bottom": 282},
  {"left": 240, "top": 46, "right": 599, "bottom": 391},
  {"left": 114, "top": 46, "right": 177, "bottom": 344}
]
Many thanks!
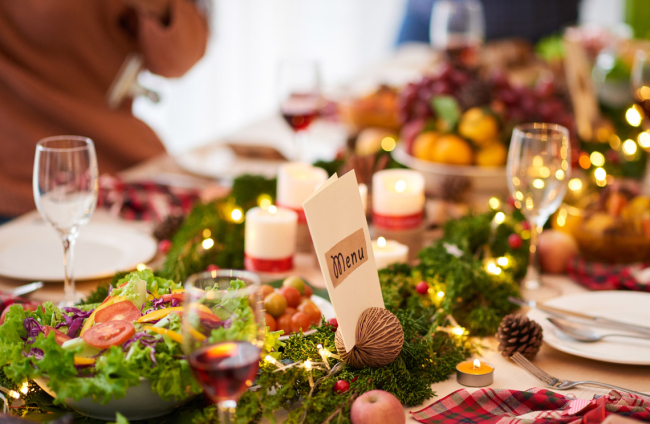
[
  {"left": 496, "top": 314, "right": 543, "bottom": 359},
  {"left": 439, "top": 175, "right": 471, "bottom": 202},
  {"left": 456, "top": 79, "right": 493, "bottom": 110},
  {"left": 153, "top": 214, "right": 185, "bottom": 241}
]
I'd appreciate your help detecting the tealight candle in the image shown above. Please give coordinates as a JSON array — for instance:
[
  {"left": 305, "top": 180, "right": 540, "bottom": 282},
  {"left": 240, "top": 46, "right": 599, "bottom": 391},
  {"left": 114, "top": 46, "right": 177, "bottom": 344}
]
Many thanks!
[
  {"left": 371, "top": 237, "right": 408, "bottom": 269},
  {"left": 359, "top": 183, "right": 368, "bottom": 214},
  {"left": 372, "top": 169, "right": 425, "bottom": 230},
  {"left": 456, "top": 359, "right": 494, "bottom": 387},
  {"left": 244, "top": 206, "right": 298, "bottom": 273},
  {"left": 276, "top": 162, "right": 328, "bottom": 223}
]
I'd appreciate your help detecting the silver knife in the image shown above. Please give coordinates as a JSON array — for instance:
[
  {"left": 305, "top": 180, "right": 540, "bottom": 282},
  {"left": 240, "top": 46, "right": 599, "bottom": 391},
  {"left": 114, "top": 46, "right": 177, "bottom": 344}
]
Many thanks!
[
  {"left": 11, "top": 281, "right": 44, "bottom": 297},
  {"left": 509, "top": 297, "right": 650, "bottom": 336}
]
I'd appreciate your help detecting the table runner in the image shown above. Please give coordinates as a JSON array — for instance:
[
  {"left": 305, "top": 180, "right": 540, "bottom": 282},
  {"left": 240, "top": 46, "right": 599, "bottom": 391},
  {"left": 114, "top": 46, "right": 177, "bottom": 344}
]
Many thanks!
[{"left": 567, "top": 257, "right": 650, "bottom": 292}]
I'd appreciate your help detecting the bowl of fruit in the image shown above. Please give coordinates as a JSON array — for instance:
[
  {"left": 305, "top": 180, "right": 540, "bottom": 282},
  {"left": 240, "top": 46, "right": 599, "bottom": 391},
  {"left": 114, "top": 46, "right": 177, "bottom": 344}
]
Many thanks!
[
  {"left": 261, "top": 276, "right": 335, "bottom": 340},
  {"left": 394, "top": 63, "right": 575, "bottom": 195},
  {"left": 569, "top": 185, "right": 650, "bottom": 263}
]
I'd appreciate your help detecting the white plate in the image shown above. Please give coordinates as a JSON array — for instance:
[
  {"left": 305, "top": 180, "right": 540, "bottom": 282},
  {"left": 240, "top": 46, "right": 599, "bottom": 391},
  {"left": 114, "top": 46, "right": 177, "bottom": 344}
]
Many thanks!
[
  {"left": 391, "top": 143, "right": 508, "bottom": 195},
  {"left": 34, "top": 377, "right": 193, "bottom": 421},
  {"left": 527, "top": 291, "right": 650, "bottom": 365},
  {"left": 278, "top": 294, "right": 335, "bottom": 341},
  {"left": 0, "top": 221, "right": 157, "bottom": 282}
]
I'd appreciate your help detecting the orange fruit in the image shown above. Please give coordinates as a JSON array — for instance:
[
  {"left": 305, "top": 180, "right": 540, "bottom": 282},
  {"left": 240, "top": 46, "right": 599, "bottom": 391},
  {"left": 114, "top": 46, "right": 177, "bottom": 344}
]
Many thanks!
[
  {"left": 475, "top": 142, "right": 507, "bottom": 166},
  {"left": 431, "top": 135, "right": 473, "bottom": 165},
  {"left": 458, "top": 107, "right": 499, "bottom": 147},
  {"left": 411, "top": 131, "right": 440, "bottom": 161}
]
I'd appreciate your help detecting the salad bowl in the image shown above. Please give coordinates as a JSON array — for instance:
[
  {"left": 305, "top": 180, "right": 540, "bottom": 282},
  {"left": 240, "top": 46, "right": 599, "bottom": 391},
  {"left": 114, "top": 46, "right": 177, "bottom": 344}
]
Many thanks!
[{"left": 34, "top": 376, "right": 193, "bottom": 421}]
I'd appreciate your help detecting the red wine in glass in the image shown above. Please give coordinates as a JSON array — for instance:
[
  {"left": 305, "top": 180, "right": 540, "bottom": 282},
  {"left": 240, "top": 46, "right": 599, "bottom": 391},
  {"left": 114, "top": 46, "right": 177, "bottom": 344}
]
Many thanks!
[
  {"left": 189, "top": 340, "right": 260, "bottom": 402},
  {"left": 444, "top": 37, "right": 480, "bottom": 69},
  {"left": 280, "top": 93, "right": 320, "bottom": 132}
]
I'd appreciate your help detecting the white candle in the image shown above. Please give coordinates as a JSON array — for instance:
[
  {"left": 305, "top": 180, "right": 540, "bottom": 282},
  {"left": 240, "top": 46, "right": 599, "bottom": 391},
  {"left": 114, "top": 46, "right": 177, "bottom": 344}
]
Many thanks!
[
  {"left": 244, "top": 206, "right": 298, "bottom": 272},
  {"left": 276, "top": 162, "right": 328, "bottom": 211},
  {"left": 372, "top": 169, "right": 425, "bottom": 229},
  {"left": 371, "top": 237, "right": 409, "bottom": 269},
  {"left": 359, "top": 183, "right": 368, "bottom": 214}
]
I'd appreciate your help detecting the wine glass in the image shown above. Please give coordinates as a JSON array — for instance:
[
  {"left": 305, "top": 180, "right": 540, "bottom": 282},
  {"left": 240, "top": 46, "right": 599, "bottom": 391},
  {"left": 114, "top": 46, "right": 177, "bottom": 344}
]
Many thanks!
[
  {"left": 278, "top": 60, "right": 322, "bottom": 161},
  {"left": 430, "top": 0, "right": 485, "bottom": 69},
  {"left": 631, "top": 49, "right": 650, "bottom": 119},
  {"left": 182, "top": 270, "right": 265, "bottom": 424},
  {"left": 33, "top": 136, "right": 99, "bottom": 306},
  {"left": 507, "top": 123, "right": 571, "bottom": 300}
]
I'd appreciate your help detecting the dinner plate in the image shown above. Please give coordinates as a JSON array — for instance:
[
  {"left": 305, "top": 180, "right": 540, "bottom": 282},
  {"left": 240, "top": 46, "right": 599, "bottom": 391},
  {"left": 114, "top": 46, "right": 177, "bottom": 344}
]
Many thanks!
[
  {"left": 0, "top": 221, "right": 157, "bottom": 282},
  {"left": 527, "top": 291, "right": 650, "bottom": 365},
  {"left": 279, "top": 294, "right": 335, "bottom": 341}
]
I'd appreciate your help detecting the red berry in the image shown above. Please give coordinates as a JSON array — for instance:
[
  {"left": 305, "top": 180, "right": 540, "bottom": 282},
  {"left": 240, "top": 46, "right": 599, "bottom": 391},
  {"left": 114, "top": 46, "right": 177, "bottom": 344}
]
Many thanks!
[
  {"left": 521, "top": 221, "right": 531, "bottom": 231},
  {"left": 415, "top": 281, "right": 429, "bottom": 295},
  {"left": 206, "top": 264, "right": 220, "bottom": 272},
  {"left": 158, "top": 239, "right": 172, "bottom": 254},
  {"left": 334, "top": 380, "right": 350, "bottom": 394},
  {"left": 508, "top": 234, "right": 523, "bottom": 250},
  {"left": 328, "top": 317, "right": 339, "bottom": 331}
]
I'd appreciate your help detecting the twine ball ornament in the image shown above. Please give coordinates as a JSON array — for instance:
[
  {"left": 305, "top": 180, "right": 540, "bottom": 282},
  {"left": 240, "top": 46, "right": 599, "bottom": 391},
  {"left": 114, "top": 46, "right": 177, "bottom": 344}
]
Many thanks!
[{"left": 334, "top": 307, "right": 404, "bottom": 368}]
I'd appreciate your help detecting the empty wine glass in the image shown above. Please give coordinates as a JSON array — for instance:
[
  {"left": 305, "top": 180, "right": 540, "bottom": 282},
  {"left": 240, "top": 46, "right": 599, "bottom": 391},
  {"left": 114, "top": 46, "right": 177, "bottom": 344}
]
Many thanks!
[
  {"left": 430, "top": 0, "right": 485, "bottom": 69},
  {"left": 631, "top": 49, "right": 650, "bottom": 119},
  {"left": 182, "top": 270, "right": 265, "bottom": 424},
  {"left": 278, "top": 60, "right": 322, "bottom": 161},
  {"left": 507, "top": 124, "right": 571, "bottom": 300},
  {"left": 33, "top": 136, "right": 98, "bottom": 306}
]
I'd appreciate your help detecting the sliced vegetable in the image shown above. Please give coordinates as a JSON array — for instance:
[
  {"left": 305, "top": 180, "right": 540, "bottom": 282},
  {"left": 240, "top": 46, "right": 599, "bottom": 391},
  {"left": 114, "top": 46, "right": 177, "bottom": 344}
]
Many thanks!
[
  {"left": 161, "top": 293, "right": 184, "bottom": 303},
  {"left": 43, "top": 325, "right": 71, "bottom": 346},
  {"left": 171, "top": 289, "right": 185, "bottom": 294},
  {"left": 94, "top": 300, "right": 141, "bottom": 324},
  {"left": 138, "top": 307, "right": 183, "bottom": 323},
  {"left": 0, "top": 303, "right": 39, "bottom": 325},
  {"left": 177, "top": 309, "right": 221, "bottom": 325},
  {"left": 61, "top": 337, "right": 102, "bottom": 358},
  {"left": 80, "top": 296, "right": 126, "bottom": 336},
  {"left": 73, "top": 357, "right": 95, "bottom": 366},
  {"left": 82, "top": 320, "right": 135, "bottom": 349},
  {"left": 143, "top": 325, "right": 183, "bottom": 343}
]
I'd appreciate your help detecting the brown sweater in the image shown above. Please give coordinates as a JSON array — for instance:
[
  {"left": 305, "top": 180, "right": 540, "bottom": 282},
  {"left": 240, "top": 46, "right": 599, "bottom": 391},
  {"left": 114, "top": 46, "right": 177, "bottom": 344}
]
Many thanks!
[{"left": 0, "top": 0, "right": 208, "bottom": 216}]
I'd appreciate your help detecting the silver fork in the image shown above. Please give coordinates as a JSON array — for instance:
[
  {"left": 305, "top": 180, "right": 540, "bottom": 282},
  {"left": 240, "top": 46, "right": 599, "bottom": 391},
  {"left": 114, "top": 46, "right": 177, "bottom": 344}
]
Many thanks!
[{"left": 511, "top": 352, "right": 650, "bottom": 399}]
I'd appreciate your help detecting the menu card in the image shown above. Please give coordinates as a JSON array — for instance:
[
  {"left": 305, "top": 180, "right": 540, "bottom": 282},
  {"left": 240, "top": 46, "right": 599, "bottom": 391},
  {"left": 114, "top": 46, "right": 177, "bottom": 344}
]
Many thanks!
[{"left": 303, "top": 171, "right": 385, "bottom": 352}]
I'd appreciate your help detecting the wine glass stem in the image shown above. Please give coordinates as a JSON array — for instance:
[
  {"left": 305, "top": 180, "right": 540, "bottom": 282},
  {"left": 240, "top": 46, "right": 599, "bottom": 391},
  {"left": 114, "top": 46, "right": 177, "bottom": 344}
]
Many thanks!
[
  {"left": 524, "top": 223, "right": 542, "bottom": 291},
  {"left": 294, "top": 130, "right": 307, "bottom": 162},
  {"left": 61, "top": 233, "right": 78, "bottom": 305},
  {"left": 217, "top": 400, "right": 237, "bottom": 424}
]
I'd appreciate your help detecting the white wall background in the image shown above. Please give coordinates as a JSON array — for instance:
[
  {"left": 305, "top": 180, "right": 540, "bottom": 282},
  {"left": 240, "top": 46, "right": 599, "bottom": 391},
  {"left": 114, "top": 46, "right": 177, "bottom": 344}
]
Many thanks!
[{"left": 134, "top": 0, "right": 625, "bottom": 155}]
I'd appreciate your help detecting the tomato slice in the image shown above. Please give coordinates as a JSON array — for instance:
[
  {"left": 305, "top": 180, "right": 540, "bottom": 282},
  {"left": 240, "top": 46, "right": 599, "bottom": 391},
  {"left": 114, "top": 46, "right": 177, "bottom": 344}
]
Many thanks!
[
  {"left": 43, "top": 325, "right": 71, "bottom": 346},
  {"left": 177, "top": 309, "right": 221, "bottom": 325},
  {"left": 94, "top": 300, "right": 141, "bottom": 323},
  {"left": 160, "top": 293, "right": 185, "bottom": 303},
  {"left": 82, "top": 321, "right": 135, "bottom": 349}
]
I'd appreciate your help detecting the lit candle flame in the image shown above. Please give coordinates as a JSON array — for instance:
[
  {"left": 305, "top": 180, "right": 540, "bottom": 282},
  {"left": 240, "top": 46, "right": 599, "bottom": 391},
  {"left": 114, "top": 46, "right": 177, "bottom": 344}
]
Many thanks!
[
  {"left": 395, "top": 180, "right": 406, "bottom": 193},
  {"left": 473, "top": 359, "right": 481, "bottom": 369},
  {"left": 377, "top": 237, "right": 386, "bottom": 248}
]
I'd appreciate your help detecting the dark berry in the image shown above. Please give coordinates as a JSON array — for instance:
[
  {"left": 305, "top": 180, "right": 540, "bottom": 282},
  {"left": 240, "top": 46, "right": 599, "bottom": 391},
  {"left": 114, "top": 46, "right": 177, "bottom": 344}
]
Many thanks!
[
  {"left": 328, "top": 317, "right": 339, "bottom": 331},
  {"left": 416, "top": 281, "right": 429, "bottom": 295},
  {"left": 158, "top": 239, "right": 172, "bottom": 254},
  {"left": 206, "top": 264, "right": 220, "bottom": 272},
  {"left": 508, "top": 234, "right": 523, "bottom": 250},
  {"left": 334, "top": 380, "right": 350, "bottom": 394}
]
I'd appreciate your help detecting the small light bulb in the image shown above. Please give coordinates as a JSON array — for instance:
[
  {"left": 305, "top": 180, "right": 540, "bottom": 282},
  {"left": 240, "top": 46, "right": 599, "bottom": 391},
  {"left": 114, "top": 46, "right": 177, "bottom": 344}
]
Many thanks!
[
  {"left": 202, "top": 238, "right": 215, "bottom": 250},
  {"left": 377, "top": 237, "right": 386, "bottom": 248},
  {"left": 494, "top": 212, "right": 505, "bottom": 224}
]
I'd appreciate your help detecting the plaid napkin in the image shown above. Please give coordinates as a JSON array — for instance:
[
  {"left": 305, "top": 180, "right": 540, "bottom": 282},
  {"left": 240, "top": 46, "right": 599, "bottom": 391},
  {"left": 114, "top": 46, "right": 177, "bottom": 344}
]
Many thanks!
[
  {"left": 97, "top": 175, "right": 201, "bottom": 221},
  {"left": 411, "top": 387, "right": 650, "bottom": 424},
  {"left": 567, "top": 257, "right": 650, "bottom": 292}
]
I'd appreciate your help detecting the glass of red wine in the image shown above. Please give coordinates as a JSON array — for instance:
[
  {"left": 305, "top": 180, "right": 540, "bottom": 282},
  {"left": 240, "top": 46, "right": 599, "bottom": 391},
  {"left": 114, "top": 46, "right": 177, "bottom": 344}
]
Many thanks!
[
  {"left": 182, "top": 270, "right": 265, "bottom": 424},
  {"left": 278, "top": 60, "right": 322, "bottom": 161},
  {"left": 632, "top": 49, "right": 650, "bottom": 118},
  {"left": 430, "top": 0, "right": 485, "bottom": 69}
]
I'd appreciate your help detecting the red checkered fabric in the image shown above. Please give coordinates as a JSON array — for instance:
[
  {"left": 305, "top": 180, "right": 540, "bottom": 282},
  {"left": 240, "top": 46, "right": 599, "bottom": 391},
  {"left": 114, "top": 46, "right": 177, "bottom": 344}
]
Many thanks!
[
  {"left": 567, "top": 256, "right": 650, "bottom": 292},
  {"left": 97, "top": 175, "right": 200, "bottom": 221},
  {"left": 411, "top": 388, "right": 650, "bottom": 424}
]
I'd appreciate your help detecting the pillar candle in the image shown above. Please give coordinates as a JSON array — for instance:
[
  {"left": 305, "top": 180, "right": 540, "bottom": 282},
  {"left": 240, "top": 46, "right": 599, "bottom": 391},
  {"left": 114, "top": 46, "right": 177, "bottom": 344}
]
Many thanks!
[
  {"left": 244, "top": 206, "right": 298, "bottom": 273},
  {"left": 276, "top": 162, "right": 328, "bottom": 223},
  {"left": 359, "top": 183, "right": 368, "bottom": 214},
  {"left": 371, "top": 237, "right": 409, "bottom": 269},
  {"left": 372, "top": 169, "right": 425, "bottom": 230}
]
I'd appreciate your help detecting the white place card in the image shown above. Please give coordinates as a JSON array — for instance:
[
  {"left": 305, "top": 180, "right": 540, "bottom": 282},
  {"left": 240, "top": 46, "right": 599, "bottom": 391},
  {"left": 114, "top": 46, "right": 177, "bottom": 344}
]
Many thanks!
[{"left": 302, "top": 171, "right": 385, "bottom": 352}]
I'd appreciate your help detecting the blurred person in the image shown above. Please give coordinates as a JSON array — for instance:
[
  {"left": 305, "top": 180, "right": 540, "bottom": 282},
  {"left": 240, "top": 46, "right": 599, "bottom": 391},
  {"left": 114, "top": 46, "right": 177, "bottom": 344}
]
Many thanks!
[
  {"left": 0, "top": 0, "right": 209, "bottom": 223},
  {"left": 397, "top": 0, "right": 582, "bottom": 45}
]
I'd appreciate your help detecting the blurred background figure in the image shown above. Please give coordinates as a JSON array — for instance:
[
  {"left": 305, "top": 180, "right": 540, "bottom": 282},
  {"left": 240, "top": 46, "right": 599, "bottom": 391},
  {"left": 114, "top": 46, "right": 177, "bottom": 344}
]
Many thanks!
[
  {"left": 0, "top": 0, "right": 209, "bottom": 222},
  {"left": 397, "top": 0, "right": 582, "bottom": 46}
]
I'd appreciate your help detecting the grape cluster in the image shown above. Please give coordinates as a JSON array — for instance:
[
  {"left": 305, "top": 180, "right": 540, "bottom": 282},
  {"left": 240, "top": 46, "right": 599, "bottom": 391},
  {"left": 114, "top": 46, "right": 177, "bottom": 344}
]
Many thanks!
[{"left": 397, "top": 63, "right": 576, "bottom": 139}]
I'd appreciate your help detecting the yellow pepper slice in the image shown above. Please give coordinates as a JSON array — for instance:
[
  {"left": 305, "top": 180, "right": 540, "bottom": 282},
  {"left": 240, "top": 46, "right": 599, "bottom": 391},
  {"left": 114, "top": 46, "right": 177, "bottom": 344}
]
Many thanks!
[
  {"left": 74, "top": 357, "right": 95, "bottom": 366},
  {"left": 171, "top": 289, "right": 185, "bottom": 294},
  {"left": 138, "top": 307, "right": 183, "bottom": 323},
  {"left": 80, "top": 296, "right": 126, "bottom": 336},
  {"left": 143, "top": 326, "right": 183, "bottom": 343}
]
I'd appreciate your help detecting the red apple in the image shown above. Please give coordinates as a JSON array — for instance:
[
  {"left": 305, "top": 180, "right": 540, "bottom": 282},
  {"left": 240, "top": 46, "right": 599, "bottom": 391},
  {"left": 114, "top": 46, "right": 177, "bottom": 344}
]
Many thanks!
[
  {"left": 538, "top": 230, "right": 579, "bottom": 274},
  {"left": 350, "top": 390, "right": 405, "bottom": 424}
]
